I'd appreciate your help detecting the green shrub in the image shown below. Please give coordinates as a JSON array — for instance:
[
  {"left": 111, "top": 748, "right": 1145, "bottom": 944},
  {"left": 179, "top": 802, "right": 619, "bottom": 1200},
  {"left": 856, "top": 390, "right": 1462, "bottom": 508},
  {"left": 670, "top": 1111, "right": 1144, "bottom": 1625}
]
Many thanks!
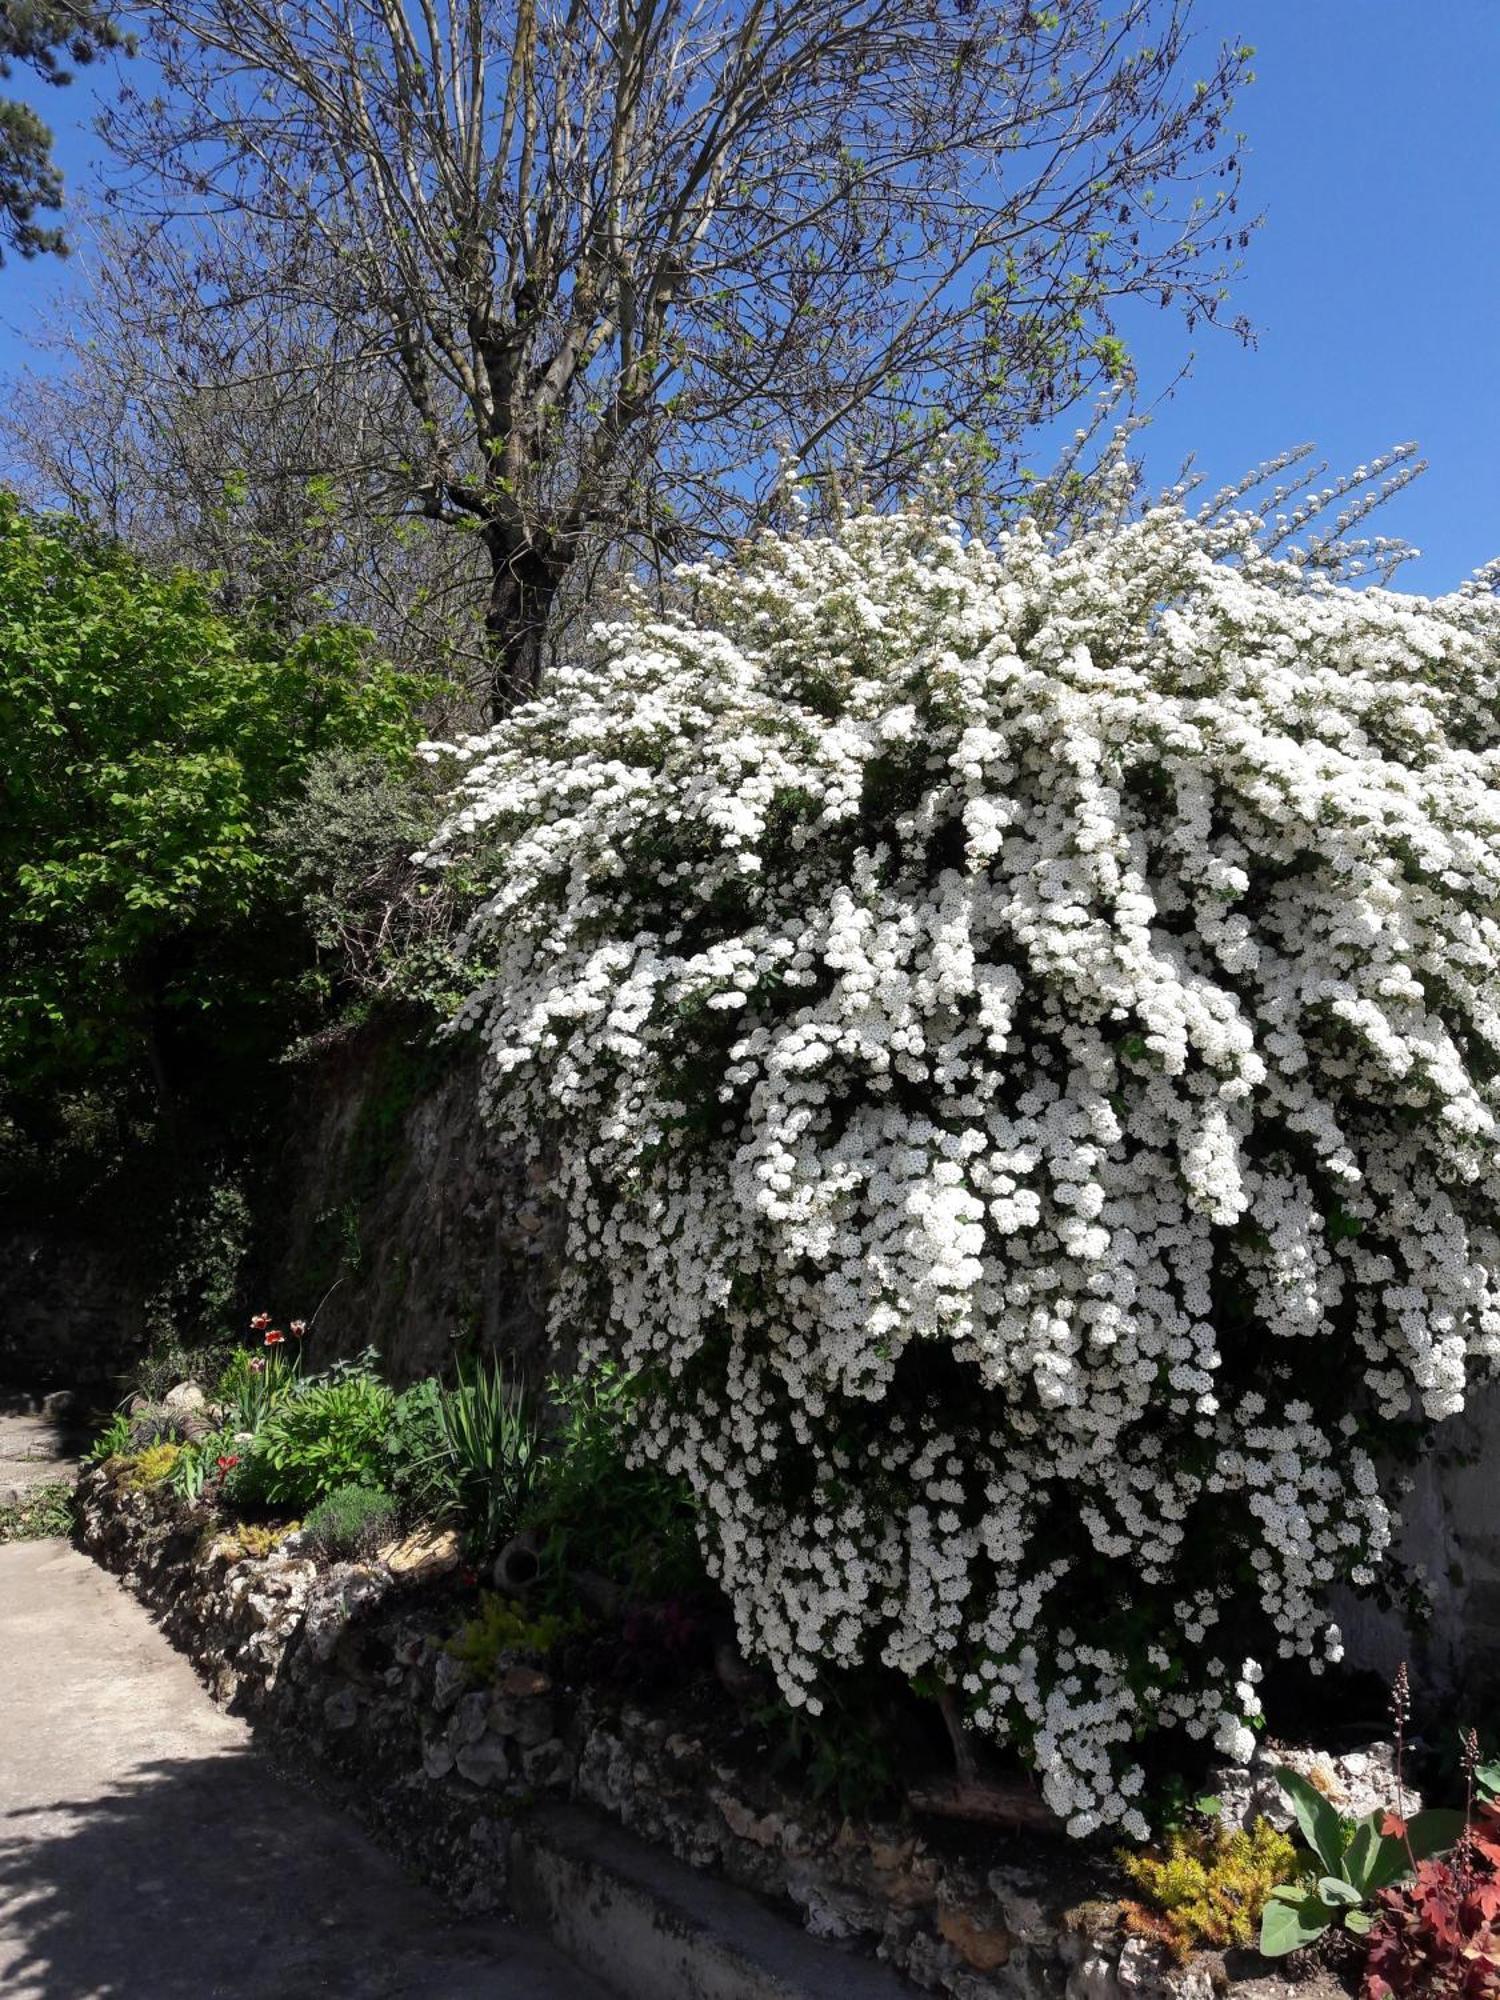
[
  {"left": 439, "top": 1358, "right": 537, "bottom": 1551},
  {"left": 444, "top": 1593, "right": 580, "bottom": 1678},
  {"left": 756, "top": 1700, "right": 901, "bottom": 1822},
  {"left": 1121, "top": 1820, "right": 1300, "bottom": 1963},
  {"left": 301, "top": 1484, "right": 399, "bottom": 1563},
  {"left": 0, "top": 494, "right": 424, "bottom": 1136},
  {"left": 524, "top": 1366, "right": 703, "bottom": 1605},
  {"left": 238, "top": 1369, "right": 393, "bottom": 1509},
  {"left": 383, "top": 1377, "right": 458, "bottom": 1519},
  {"left": 139, "top": 1177, "right": 252, "bottom": 1362},
  {"left": 264, "top": 747, "right": 466, "bottom": 1004}
]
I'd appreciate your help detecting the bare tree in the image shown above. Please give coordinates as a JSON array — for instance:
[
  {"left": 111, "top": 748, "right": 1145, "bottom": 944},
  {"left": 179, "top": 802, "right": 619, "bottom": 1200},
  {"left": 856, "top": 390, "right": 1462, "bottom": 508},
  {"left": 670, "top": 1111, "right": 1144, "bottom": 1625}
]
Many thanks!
[
  {"left": 95, "top": 0, "right": 1253, "bottom": 713},
  {"left": 2, "top": 216, "right": 504, "bottom": 704}
]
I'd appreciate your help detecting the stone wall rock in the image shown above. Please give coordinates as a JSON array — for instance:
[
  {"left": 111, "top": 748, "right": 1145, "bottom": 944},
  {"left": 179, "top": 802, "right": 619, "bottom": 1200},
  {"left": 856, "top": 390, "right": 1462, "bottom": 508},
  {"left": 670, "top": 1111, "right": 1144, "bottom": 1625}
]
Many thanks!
[
  {"left": 246, "top": 1021, "right": 561, "bottom": 1386},
  {"left": 0, "top": 1017, "right": 561, "bottom": 1399}
]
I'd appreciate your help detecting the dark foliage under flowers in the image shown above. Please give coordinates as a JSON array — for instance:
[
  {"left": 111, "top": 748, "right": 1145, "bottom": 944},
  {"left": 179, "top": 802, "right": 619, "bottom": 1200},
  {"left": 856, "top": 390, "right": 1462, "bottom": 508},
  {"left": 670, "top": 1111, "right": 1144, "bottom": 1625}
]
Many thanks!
[
  {"left": 520, "top": 1365, "right": 704, "bottom": 1607},
  {"left": 382, "top": 1378, "right": 459, "bottom": 1519}
]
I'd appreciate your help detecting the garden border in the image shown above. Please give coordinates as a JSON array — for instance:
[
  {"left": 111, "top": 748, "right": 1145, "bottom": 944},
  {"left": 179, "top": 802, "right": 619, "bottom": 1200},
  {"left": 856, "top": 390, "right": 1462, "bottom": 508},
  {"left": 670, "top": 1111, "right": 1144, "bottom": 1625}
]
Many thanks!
[{"left": 73, "top": 1462, "right": 1336, "bottom": 2000}]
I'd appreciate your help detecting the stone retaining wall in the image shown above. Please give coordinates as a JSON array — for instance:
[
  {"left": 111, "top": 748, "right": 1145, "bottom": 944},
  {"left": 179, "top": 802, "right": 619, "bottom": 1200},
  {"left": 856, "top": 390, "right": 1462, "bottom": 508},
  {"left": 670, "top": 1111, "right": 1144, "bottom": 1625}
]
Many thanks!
[{"left": 75, "top": 1465, "right": 1335, "bottom": 2000}]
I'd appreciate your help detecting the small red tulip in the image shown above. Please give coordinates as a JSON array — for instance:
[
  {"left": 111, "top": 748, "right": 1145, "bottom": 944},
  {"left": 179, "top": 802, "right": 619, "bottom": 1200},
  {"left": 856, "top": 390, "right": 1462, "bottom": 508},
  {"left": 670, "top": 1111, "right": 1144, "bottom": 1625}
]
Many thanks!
[
  {"left": 250, "top": 1313, "right": 271, "bottom": 1331},
  {"left": 264, "top": 1328, "right": 286, "bottom": 1346},
  {"left": 289, "top": 1320, "right": 306, "bottom": 1337}
]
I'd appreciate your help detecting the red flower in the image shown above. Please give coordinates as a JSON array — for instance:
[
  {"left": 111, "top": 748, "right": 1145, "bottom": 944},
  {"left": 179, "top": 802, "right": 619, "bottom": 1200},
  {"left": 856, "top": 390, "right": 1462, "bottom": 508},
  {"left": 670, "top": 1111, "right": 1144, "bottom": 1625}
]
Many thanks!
[
  {"left": 289, "top": 1319, "right": 306, "bottom": 1338},
  {"left": 250, "top": 1313, "right": 271, "bottom": 1331},
  {"left": 264, "top": 1328, "right": 286, "bottom": 1346},
  {"left": 248, "top": 1358, "right": 266, "bottom": 1374},
  {"left": 216, "top": 1455, "right": 240, "bottom": 1472}
]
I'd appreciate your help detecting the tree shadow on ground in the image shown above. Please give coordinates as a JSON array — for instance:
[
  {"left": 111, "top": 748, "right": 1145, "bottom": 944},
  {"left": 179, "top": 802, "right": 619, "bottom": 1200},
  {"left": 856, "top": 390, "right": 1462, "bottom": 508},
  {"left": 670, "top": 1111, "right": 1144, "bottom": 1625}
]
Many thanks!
[{"left": 0, "top": 1750, "right": 577, "bottom": 1999}]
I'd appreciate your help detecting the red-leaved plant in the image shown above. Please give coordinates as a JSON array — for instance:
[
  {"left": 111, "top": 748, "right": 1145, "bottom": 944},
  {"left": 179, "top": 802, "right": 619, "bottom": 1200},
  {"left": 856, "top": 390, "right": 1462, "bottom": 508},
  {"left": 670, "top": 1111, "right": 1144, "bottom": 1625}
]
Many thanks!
[{"left": 1363, "top": 1730, "right": 1500, "bottom": 2000}]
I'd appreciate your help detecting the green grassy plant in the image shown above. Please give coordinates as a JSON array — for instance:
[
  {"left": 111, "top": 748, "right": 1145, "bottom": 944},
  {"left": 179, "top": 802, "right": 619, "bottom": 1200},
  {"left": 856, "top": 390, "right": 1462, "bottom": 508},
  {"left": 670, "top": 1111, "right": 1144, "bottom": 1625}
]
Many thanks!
[
  {"left": 0, "top": 1482, "right": 75, "bottom": 1542},
  {"left": 439, "top": 1358, "right": 537, "bottom": 1551}
]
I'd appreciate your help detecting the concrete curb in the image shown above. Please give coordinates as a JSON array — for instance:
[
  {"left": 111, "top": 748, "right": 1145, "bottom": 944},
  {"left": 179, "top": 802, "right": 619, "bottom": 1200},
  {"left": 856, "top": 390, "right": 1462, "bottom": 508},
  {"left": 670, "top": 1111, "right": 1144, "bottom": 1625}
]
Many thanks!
[{"left": 513, "top": 1804, "right": 917, "bottom": 2000}]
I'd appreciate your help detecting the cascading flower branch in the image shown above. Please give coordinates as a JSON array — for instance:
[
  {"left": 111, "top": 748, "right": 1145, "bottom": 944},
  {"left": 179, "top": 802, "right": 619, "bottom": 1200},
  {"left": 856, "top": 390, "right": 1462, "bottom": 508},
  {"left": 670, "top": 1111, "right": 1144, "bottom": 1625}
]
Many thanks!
[{"left": 420, "top": 502, "right": 1500, "bottom": 1837}]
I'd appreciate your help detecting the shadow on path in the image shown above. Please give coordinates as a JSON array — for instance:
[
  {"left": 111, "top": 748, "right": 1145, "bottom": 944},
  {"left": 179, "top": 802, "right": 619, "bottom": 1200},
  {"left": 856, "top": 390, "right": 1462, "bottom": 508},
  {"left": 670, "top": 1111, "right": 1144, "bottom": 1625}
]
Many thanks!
[
  {"left": 0, "top": 1748, "right": 603, "bottom": 2000},
  {"left": 0, "top": 1541, "right": 609, "bottom": 1999}
]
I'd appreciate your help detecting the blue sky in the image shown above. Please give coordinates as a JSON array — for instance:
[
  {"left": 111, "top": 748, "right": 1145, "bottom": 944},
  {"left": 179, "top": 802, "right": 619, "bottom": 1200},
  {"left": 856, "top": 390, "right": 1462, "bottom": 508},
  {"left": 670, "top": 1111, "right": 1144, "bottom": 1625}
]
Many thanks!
[
  {"left": 1115, "top": 1, "right": 1500, "bottom": 593},
  {"left": 1, "top": 0, "right": 1497, "bottom": 592}
]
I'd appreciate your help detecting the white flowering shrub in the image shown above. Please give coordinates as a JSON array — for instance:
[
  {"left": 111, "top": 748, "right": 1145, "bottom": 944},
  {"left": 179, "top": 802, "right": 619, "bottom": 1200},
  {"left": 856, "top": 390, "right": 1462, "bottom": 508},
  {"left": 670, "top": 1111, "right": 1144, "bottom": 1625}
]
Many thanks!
[{"left": 422, "top": 506, "right": 1500, "bottom": 1835}]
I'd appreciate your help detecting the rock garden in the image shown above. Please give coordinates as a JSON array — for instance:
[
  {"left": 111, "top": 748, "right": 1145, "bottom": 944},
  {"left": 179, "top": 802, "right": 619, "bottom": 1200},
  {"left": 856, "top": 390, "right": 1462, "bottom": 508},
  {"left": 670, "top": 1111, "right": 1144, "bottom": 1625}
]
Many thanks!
[{"left": 70, "top": 1303, "right": 1500, "bottom": 2000}]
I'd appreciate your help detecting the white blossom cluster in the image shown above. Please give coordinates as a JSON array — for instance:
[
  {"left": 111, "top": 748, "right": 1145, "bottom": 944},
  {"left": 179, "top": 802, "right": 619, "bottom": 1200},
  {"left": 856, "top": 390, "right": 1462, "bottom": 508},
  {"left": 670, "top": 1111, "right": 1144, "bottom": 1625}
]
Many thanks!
[{"left": 421, "top": 505, "right": 1500, "bottom": 1836}]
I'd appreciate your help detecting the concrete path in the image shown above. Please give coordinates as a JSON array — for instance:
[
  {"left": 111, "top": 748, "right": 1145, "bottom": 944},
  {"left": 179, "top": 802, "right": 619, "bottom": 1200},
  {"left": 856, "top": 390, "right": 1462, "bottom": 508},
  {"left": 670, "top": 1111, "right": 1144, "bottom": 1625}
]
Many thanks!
[
  {"left": 0, "top": 1402, "right": 80, "bottom": 1508},
  {"left": 0, "top": 1538, "right": 615, "bottom": 1999}
]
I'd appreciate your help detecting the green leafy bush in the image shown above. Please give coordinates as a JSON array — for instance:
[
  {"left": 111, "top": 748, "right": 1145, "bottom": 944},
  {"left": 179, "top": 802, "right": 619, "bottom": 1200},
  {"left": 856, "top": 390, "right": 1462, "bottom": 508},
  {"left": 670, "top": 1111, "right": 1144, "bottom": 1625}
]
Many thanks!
[
  {"left": 524, "top": 1366, "right": 702, "bottom": 1604},
  {"left": 238, "top": 1370, "right": 394, "bottom": 1510},
  {"left": 139, "top": 1177, "right": 253, "bottom": 1363},
  {"left": 301, "top": 1484, "right": 399, "bottom": 1563},
  {"left": 0, "top": 493, "right": 423, "bottom": 1137},
  {"left": 85, "top": 1409, "right": 133, "bottom": 1463},
  {"left": 1260, "top": 1769, "right": 1463, "bottom": 1957},
  {"left": 383, "top": 1377, "right": 458, "bottom": 1519},
  {"left": 264, "top": 747, "right": 466, "bottom": 1004}
]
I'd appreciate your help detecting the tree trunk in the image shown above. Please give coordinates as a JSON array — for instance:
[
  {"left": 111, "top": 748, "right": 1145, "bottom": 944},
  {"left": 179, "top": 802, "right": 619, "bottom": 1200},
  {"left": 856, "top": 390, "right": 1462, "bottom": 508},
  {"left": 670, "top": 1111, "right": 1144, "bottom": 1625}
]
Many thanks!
[{"left": 483, "top": 537, "right": 559, "bottom": 720}]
